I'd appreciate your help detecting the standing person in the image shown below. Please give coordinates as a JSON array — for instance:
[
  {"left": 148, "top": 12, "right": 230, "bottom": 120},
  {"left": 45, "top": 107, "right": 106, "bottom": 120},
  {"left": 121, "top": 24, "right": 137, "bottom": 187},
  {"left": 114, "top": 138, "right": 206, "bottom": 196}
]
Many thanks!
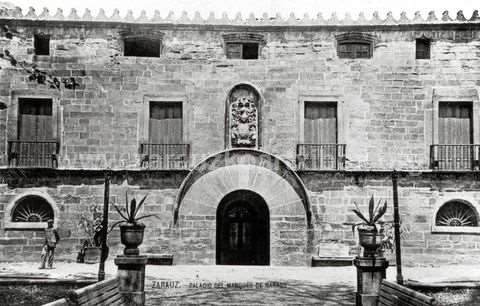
[{"left": 39, "top": 219, "right": 60, "bottom": 269}]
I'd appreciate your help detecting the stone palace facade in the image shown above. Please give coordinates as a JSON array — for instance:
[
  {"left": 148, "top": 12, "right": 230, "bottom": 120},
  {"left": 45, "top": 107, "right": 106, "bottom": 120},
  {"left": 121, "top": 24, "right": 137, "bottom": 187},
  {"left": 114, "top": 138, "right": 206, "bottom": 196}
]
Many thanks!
[{"left": 0, "top": 5, "right": 480, "bottom": 266}]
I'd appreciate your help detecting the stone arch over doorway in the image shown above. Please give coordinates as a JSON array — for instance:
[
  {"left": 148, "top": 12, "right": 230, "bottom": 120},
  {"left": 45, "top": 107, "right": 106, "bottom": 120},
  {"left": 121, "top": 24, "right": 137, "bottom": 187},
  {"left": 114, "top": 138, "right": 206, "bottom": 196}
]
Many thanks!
[{"left": 173, "top": 149, "right": 313, "bottom": 265}]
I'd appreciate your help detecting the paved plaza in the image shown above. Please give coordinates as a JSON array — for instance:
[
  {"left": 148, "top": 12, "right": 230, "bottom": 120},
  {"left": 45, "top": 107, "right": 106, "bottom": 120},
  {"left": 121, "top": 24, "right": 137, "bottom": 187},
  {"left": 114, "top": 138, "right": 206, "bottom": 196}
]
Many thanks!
[
  {"left": 144, "top": 266, "right": 356, "bottom": 305},
  {"left": 2, "top": 261, "right": 480, "bottom": 305}
]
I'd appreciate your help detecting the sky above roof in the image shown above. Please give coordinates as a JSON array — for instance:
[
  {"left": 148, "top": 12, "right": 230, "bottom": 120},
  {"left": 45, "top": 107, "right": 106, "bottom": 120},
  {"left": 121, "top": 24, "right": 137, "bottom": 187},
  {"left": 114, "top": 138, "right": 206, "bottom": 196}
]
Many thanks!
[{"left": 5, "top": 0, "right": 479, "bottom": 19}]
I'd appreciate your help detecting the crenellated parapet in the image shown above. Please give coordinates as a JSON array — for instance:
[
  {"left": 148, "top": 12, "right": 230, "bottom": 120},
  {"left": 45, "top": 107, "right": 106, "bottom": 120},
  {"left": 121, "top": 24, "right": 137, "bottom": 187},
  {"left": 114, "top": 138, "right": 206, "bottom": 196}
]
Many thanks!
[{"left": 0, "top": 6, "right": 479, "bottom": 26}]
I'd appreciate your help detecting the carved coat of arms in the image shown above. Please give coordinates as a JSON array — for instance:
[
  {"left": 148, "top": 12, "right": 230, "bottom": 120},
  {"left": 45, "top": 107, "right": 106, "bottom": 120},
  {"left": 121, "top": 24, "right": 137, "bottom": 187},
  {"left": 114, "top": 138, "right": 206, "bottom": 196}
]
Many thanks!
[{"left": 229, "top": 89, "right": 258, "bottom": 148}]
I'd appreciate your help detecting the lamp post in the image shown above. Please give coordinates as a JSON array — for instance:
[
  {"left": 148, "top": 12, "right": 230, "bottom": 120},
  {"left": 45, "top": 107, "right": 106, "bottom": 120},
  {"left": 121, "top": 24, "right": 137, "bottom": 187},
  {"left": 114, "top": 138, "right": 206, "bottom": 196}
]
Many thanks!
[
  {"left": 98, "top": 169, "right": 111, "bottom": 281},
  {"left": 392, "top": 170, "right": 404, "bottom": 285}
]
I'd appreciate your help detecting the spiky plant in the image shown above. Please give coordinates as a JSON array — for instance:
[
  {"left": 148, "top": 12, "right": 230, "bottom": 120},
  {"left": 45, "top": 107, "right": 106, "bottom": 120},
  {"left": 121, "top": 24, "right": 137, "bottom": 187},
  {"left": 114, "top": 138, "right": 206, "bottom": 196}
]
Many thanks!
[
  {"left": 349, "top": 195, "right": 387, "bottom": 232},
  {"left": 110, "top": 192, "right": 158, "bottom": 231}
]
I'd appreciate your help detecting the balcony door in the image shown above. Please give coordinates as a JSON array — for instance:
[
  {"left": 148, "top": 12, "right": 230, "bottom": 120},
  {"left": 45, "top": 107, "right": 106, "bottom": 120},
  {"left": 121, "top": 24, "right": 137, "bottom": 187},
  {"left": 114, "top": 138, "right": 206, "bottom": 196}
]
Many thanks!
[
  {"left": 143, "top": 101, "right": 185, "bottom": 169},
  {"left": 18, "top": 98, "right": 53, "bottom": 141},
  {"left": 149, "top": 102, "right": 183, "bottom": 144},
  {"left": 437, "top": 102, "right": 473, "bottom": 169},
  {"left": 302, "top": 102, "right": 338, "bottom": 169}
]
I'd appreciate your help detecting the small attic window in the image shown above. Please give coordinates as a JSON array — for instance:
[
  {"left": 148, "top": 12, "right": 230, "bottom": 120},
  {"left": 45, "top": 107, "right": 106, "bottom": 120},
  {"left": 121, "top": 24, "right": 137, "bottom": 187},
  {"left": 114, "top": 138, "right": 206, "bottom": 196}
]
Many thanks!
[
  {"left": 416, "top": 39, "right": 431, "bottom": 59},
  {"left": 337, "top": 42, "right": 371, "bottom": 59},
  {"left": 34, "top": 34, "right": 50, "bottom": 56},
  {"left": 335, "top": 32, "right": 375, "bottom": 59},
  {"left": 226, "top": 43, "right": 259, "bottom": 59},
  {"left": 124, "top": 37, "right": 161, "bottom": 58},
  {"left": 222, "top": 33, "right": 266, "bottom": 60}
]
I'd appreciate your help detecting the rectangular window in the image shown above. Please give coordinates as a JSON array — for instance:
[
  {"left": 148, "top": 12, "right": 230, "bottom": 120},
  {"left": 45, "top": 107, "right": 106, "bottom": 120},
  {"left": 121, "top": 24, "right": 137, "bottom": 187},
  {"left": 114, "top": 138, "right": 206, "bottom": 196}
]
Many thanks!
[
  {"left": 34, "top": 34, "right": 50, "bottom": 56},
  {"left": 149, "top": 102, "right": 183, "bottom": 143},
  {"left": 438, "top": 102, "right": 472, "bottom": 144},
  {"left": 432, "top": 102, "right": 474, "bottom": 170},
  {"left": 298, "top": 102, "right": 344, "bottom": 170},
  {"left": 416, "top": 39, "right": 430, "bottom": 59},
  {"left": 18, "top": 98, "right": 53, "bottom": 140},
  {"left": 338, "top": 43, "right": 371, "bottom": 59},
  {"left": 124, "top": 37, "right": 161, "bottom": 57},
  {"left": 226, "top": 43, "right": 259, "bottom": 59},
  {"left": 304, "top": 102, "right": 337, "bottom": 143}
]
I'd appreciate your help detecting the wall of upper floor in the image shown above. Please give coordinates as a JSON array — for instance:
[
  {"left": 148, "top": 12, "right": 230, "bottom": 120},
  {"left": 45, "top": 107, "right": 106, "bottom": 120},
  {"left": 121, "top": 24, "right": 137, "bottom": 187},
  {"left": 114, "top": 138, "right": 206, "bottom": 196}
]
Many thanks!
[{"left": 0, "top": 20, "right": 479, "bottom": 170}]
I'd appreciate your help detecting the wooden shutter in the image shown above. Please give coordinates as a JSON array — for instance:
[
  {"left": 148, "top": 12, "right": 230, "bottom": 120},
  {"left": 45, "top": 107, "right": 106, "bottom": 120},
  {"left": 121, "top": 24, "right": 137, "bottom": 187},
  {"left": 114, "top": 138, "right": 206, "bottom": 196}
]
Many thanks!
[
  {"left": 338, "top": 43, "right": 371, "bottom": 59},
  {"left": 438, "top": 102, "right": 472, "bottom": 144},
  {"left": 304, "top": 102, "right": 337, "bottom": 144},
  {"left": 226, "top": 43, "right": 242, "bottom": 59},
  {"left": 149, "top": 102, "right": 183, "bottom": 144},
  {"left": 18, "top": 99, "right": 53, "bottom": 140}
]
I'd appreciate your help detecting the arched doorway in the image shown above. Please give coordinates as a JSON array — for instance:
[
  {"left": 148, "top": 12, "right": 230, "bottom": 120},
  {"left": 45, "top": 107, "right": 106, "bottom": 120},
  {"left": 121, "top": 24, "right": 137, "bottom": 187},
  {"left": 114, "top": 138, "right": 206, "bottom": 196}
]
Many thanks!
[{"left": 216, "top": 190, "right": 269, "bottom": 265}]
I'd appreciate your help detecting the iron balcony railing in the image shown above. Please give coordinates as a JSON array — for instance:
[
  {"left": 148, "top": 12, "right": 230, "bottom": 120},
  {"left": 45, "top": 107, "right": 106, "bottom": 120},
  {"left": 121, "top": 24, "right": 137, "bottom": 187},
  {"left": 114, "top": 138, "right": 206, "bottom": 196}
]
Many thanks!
[
  {"left": 296, "top": 144, "right": 346, "bottom": 170},
  {"left": 8, "top": 140, "right": 60, "bottom": 168},
  {"left": 430, "top": 144, "right": 480, "bottom": 170},
  {"left": 140, "top": 143, "right": 190, "bottom": 169}
]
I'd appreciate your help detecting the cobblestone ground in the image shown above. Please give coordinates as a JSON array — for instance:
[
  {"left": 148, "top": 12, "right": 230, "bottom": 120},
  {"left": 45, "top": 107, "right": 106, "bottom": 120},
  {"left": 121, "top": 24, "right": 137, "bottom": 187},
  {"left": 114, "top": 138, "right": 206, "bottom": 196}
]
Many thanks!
[{"left": 145, "top": 266, "right": 355, "bottom": 305}]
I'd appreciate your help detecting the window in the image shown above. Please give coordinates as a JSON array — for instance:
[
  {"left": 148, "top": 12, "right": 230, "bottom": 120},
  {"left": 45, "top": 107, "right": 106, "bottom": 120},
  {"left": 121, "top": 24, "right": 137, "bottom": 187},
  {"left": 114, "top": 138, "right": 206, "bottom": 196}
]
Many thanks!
[
  {"left": 297, "top": 101, "right": 345, "bottom": 170},
  {"left": 8, "top": 98, "right": 58, "bottom": 168},
  {"left": 432, "top": 199, "right": 480, "bottom": 234},
  {"left": 222, "top": 33, "right": 265, "bottom": 60},
  {"left": 12, "top": 195, "right": 54, "bottom": 223},
  {"left": 430, "top": 87, "right": 480, "bottom": 171},
  {"left": 436, "top": 201, "right": 478, "bottom": 227},
  {"left": 304, "top": 102, "right": 337, "bottom": 144},
  {"left": 438, "top": 102, "right": 472, "bottom": 145},
  {"left": 4, "top": 192, "right": 58, "bottom": 230},
  {"left": 416, "top": 39, "right": 430, "bottom": 59},
  {"left": 18, "top": 98, "right": 53, "bottom": 141},
  {"left": 431, "top": 102, "right": 474, "bottom": 170},
  {"left": 149, "top": 102, "right": 183, "bottom": 144},
  {"left": 335, "top": 32, "right": 375, "bottom": 59},
  {"left": 337, "top": 43, "right": 371, "bottom": 59},
  {"left": 140, "top": 101, "right": 188, "bottom": 169},
  {"left": 34, "top": 34, "right": 50, "bottom": 56},
  {"left": 226, "top": 43, "right": 259, "bottom": 59},
  {"left": 124, "top": 37, "right": 161, "bottom": 57}
]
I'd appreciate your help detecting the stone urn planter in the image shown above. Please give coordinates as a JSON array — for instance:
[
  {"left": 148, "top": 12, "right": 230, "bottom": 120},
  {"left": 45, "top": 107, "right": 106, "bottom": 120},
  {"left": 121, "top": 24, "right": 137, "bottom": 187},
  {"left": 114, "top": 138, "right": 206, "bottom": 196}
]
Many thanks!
[
  {"left": 358, "top": 226, "right": 384, "bottom": 257},
  {"left": 111, "top": 192, "right": 158, "bottom": 256},
  {"left": 344, "top": 195, "right": 388, "bottom": 258},
  {"left": 84, "top": 246, "right": 101, "bottom": 264},
  {"left": 120, "top": 223, "right": 146, "bottom": 256}
]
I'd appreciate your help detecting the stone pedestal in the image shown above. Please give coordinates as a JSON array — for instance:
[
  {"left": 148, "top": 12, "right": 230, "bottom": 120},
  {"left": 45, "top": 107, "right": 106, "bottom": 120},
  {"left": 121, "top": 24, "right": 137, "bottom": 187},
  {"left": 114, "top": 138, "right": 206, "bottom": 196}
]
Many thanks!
[
  {"left": 115, "top": 255, "right": 148, "bottom": 306},
  {"left": 354, "top": 256, "right": 389, "bottom": 306}
]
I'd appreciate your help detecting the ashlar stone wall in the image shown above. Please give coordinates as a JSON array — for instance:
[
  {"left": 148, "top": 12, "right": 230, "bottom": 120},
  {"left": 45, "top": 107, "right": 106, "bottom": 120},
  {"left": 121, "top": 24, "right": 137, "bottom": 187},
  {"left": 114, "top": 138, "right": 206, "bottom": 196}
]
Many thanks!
[{"left": 0, "top": 22, "right": 479, "bottom": 170}]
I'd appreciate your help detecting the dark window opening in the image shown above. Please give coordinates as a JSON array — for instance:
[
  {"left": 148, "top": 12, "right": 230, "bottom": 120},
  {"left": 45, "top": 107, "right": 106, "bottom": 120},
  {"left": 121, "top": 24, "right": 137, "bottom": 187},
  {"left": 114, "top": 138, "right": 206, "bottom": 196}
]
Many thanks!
[
  {"left": 337, "top": 42, "right": 371, "bottom": 59},
  {"left": 12, "top": 195, "right": 54, "bottom": 223},
  {"left": 416, "top": 39, "right": 431, "bottom": 59},
  {"left": 34, "top": 34, "right": 50, "bottom": 56},
  {"left": 124, "top": 37, "right": 161, "bottom": 57},
  {"left": 226, "top": 43, "right": 259, "bottom": 59}
]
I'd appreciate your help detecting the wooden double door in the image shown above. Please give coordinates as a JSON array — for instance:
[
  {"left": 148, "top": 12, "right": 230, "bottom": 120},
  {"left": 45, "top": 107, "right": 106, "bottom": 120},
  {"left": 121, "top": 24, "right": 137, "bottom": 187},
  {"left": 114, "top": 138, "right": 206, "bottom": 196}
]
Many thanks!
[{"left": 216, "top": 190, "right": 269, "bottom": 265}]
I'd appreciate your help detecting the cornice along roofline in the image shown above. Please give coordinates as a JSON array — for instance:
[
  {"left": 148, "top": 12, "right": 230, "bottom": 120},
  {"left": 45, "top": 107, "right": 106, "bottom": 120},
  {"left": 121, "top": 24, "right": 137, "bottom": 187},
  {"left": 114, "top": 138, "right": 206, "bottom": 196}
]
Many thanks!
[{"left": 0, "top": 6, "right": 479, "bottom": 26}]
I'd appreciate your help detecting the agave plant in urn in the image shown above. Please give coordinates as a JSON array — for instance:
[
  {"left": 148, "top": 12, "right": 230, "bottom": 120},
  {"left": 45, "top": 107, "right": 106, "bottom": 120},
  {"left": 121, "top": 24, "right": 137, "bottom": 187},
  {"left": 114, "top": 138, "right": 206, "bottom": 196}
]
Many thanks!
[
  {"left": 110, "top": 192, "right": 158, "bottom": 256},
  {"left": 347, "top": 195, "right": 388, "bottom": 257}
]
